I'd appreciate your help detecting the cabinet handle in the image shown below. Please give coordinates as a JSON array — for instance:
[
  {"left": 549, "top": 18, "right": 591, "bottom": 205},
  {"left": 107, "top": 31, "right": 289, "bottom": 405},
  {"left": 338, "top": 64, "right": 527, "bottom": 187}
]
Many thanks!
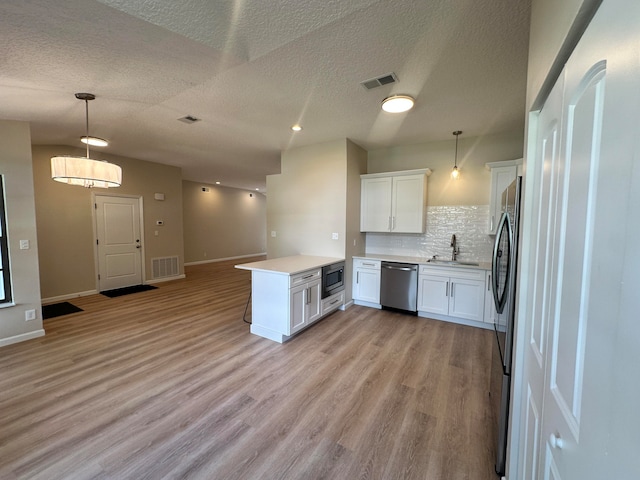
[
  {"left": 329, "top": 299, "right": 340, "bottom": 305},
  {"left": 392, "top": 216, "right": 396, "bottom": 230},
  {"left": 357, "top": 272, "right": 359, "bottom": 283},
  {"left": 446, "top": 281, "right": 449, "bottom": 297},
  {"left": 491, "top": 215, "right": 495, "bottom": 231},
  {"left": 451, "top": 282, "right": 454, "bottom": 298},
  {"left": 362, "top": 262, "right": 376, "bottom": 266},
  {"left": 306, "top": 287, "right": 311, "bottom": 305},
  {"left": 487, "top": 274, "right": 491, "bottom": 291},
  {"left": 302, "top": 274, "right": 314, "bottom": 279}
]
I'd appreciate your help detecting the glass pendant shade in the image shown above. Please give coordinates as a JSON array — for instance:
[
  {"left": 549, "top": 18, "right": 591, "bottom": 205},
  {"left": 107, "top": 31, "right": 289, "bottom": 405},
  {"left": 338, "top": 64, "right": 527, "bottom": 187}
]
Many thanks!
[{"left": 51, "top": 156, "right": 122, "bottom": 188}]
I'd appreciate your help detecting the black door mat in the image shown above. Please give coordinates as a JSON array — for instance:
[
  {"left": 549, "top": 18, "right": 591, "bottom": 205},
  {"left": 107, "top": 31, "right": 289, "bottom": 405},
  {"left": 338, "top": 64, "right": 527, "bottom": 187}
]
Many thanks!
[
  {"left": 101, "top": 284, "right": 157, "bottom": 298},
  {"left": 43, "top": 301, "right": 83, "bottom": 320}
]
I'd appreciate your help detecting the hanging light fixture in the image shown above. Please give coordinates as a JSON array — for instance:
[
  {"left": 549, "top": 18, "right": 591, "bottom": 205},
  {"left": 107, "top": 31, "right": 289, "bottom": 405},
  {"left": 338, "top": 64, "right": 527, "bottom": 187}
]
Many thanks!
[
  {"left": 51, "top": 93, "right": 122, "bottom": 188},
  {"left": 451, "top": 130, "right": 462, "bottom": 180}
]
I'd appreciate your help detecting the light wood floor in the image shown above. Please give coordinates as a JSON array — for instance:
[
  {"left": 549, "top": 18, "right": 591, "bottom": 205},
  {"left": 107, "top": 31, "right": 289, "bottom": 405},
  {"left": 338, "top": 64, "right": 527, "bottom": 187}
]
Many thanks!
[{"left": 0, "top": 258, "right": 497, "bottom": 480}]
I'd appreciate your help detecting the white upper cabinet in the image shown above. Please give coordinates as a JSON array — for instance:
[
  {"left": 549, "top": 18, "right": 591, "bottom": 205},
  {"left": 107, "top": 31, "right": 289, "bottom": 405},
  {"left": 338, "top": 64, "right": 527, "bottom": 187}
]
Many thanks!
[
  {"left": 360, "top": 169, "right": 430, "bottom": 233},
  {"left": 486, "top": 159, "right": 522, "bottom": 234}
]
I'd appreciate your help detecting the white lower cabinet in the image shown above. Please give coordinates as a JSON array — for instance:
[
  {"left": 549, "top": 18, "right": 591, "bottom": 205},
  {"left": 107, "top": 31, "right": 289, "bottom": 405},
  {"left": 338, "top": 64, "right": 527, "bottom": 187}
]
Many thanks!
[
  {"left": 417, "top": 266, "right": 485, "bottom": 323},
  {"left": 249, "top": 267, "right": 341, "bottom": 343},
  {"left": 290, "top": 278, "right": 322, "bottom": 334},
  {"left": 352, "top": 259, "right": 381, "bottom": 306}
]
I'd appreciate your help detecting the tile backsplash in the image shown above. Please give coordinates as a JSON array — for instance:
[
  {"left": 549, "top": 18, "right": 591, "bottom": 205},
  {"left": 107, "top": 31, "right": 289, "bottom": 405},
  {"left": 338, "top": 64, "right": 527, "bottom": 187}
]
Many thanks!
[{"left": 365, "top": 205, "right": 494, "bottom": 263}]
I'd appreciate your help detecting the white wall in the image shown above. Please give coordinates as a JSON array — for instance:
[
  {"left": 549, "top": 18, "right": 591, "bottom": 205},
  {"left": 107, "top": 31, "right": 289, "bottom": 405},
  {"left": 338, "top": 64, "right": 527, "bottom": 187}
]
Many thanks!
[{"left": 0, "top": 121, "right": 44, "bottom": 347}]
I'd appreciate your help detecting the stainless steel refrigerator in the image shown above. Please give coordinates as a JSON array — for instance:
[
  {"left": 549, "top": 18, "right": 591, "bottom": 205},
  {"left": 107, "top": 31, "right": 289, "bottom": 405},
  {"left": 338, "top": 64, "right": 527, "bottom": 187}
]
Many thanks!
[{"left": 490, "top": 176, "right": 522, "bottom": 476}]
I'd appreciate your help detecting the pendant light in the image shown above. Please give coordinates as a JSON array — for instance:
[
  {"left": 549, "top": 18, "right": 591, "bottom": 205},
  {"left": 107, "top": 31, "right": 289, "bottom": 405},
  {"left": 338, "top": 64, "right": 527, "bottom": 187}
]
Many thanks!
[
  {"left": 51, "top": 93, "right": 122, "bottom": 188},
  {"left": 451, "top": 130, "right": 462, "bottom": 180}
]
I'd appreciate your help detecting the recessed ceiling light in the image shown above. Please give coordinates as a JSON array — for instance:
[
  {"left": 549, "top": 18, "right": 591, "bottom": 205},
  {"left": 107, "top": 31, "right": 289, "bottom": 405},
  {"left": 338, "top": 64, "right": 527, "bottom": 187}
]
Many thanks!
[
  {"left": 255, "top": 188, "right": 259, "bottom": 191},
  {"left": 80, "top": 136, "right": 109, "bottom": 147},
  {"left": 381, "top": 94, "right": 415, "bottom": 113},
  {"left": 291, "top": 124, "right": 303, "bottom": 132},
  {"left": 215, "top": 181, "right": 221, "bottom": 185}
]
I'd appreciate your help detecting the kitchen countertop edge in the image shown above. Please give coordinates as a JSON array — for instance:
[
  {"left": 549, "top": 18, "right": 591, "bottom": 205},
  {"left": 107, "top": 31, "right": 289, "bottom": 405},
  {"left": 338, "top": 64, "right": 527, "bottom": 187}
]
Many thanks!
[
  {"left": 235, "top": 255, "right": 345, "bottom": 276},
  {"left": 352, "top": 253, "right": 491, "bottom": 271}
]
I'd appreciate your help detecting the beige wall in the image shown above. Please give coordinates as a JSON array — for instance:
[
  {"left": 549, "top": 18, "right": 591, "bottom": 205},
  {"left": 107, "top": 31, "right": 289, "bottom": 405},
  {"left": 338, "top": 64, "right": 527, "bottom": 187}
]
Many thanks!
[
  {"left": 367, "top": 130, "right": 524, "bottom": 206},
  {"left": 344, "top": 140, "right": 368, "bottom": 301},
  {"left": 267, "top": 139, "right": 349, "bottom": 259},
  {"left": 527, "top": 0, "right": 593, "bottom": 108},
  {"left": 0, "top": 121, "right": 44, "bottom": 346},
  {"left": 182, "top": 180, "right": 266, "bottom": 264},
  {"left": 32, "top": 145, "right": 184, "bottom": 300}
]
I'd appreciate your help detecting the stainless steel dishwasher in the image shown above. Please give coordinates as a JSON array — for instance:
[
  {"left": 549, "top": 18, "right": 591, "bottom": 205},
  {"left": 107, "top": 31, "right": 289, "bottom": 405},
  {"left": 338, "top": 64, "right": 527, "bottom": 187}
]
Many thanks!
[{"left": 380, "top": 262, "right": 418, "bottom": 312}]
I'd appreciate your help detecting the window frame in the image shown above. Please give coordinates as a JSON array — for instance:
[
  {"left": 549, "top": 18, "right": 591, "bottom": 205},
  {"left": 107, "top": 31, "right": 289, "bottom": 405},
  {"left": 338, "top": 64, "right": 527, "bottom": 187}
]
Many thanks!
[{"left": 0, "top": 176, "right": 12, "bottom": 304}]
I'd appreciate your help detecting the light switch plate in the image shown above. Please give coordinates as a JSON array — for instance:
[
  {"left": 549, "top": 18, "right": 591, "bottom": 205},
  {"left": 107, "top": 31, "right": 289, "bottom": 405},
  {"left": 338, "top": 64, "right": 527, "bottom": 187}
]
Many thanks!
[
  {"left": 25, "top": 309, "right": 37, "bottom": 321},
  {"left": 19, "top": 239, "right": 30, "bottom": 250},
  {"left": 271, "top": 231, "right": 277, "bottom": 237},
  {"left": 332, "top": 233, "right": 339, "bottom": 240}
]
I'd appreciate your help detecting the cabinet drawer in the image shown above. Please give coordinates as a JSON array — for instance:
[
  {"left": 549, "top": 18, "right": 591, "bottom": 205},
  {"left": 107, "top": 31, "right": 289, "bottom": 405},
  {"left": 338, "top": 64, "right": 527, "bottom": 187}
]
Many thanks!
[
  {"left": 321, "top": 291, "right": 344, "bottom": 315},
  {"left": 290, "top": 269, "right": 321, "bottom": 288},
  {"left": 354, "top": 259, "right": 381, "bottom": 270}
]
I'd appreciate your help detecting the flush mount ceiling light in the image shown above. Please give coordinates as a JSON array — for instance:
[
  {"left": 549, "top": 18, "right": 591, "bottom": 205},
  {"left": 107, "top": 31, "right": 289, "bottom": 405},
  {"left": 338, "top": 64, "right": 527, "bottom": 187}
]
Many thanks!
[
  {"left": 291, "top": 124, "right": 303, "bottom": 132},
  {"left": 80, "top": 136, "right": 108, "bottom": 147},
  {"left": 451, "top": 130, "right": 462, "bottom": 180},
  {"left": 51, "top": 93, "right": 122, "bottom": 188},
  {"left": 381, "top": 94, "right": 415, "bottom": 113}
]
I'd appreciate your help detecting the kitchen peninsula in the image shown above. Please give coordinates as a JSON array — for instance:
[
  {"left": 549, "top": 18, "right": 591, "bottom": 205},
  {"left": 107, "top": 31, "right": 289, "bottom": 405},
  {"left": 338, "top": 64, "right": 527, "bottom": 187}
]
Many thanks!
[{"left": 236, "top": 255, "right": 345, "bottom": 343}]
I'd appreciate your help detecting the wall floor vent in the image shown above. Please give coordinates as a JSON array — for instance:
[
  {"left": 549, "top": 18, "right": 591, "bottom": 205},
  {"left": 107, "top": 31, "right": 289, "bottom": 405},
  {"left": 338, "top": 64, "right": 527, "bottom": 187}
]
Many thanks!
[
  {"left": 152, "top": 256, "right": 179, "bottom": 279},
  {"left": 361, "top": 72, "right": 398, "bottom": 90}
]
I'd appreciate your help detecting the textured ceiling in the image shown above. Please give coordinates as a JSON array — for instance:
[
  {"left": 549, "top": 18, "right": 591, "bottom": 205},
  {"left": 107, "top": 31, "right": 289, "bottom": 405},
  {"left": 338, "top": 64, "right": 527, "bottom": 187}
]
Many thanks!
[{"left": 0, "top": 0, "right": 531, "bottom": 191}]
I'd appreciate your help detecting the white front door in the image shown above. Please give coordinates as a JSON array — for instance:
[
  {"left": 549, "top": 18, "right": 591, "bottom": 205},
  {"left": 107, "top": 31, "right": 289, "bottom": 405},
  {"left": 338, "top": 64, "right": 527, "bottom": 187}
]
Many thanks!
[
  {"left": 515, "top": 0, "right": 640, "bottom": 478},
  {"left": 95, "top": 195, "right": 143, "bottom": 291}
]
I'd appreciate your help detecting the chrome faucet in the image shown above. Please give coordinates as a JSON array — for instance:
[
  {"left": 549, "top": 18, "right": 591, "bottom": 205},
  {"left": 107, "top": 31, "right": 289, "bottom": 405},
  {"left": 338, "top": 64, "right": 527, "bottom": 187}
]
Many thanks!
[{"left": 450, "top": 234, "right": 459, "bottom": 261}]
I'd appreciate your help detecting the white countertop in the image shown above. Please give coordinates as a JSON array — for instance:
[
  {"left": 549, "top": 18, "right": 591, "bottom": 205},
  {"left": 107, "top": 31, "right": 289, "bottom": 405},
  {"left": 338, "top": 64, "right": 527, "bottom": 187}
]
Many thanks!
[
  {"left": 235, "top": 255, "right": 344, "bottom": 275},
  {"left": 353, "top": 253, "right": 491, "bottom": 271}
]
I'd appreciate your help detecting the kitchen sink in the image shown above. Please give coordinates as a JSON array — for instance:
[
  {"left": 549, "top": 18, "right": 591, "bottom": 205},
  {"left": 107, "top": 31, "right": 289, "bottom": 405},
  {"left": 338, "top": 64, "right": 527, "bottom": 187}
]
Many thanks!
[{"left": 427, "top": 259, "right": 479, "bottom": 266}]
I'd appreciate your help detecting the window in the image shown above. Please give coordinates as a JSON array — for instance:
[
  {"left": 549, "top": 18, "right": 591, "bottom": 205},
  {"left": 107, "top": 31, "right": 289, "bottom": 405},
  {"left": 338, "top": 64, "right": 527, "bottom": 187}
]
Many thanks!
[{"left": 0, "top": 176, "right": 11, "bottom": 304}]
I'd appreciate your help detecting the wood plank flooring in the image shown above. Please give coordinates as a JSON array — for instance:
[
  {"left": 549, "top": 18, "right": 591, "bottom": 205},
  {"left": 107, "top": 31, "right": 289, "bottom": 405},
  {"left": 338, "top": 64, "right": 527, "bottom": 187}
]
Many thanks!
[{"left": 0, "top": 258, "right": 497, "bottom": 479}]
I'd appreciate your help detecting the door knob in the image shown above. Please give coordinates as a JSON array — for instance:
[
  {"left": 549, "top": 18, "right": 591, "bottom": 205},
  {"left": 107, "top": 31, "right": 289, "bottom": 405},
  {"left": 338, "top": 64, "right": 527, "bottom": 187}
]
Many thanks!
[
  {"left": 549, "top": 433, "right": 565, "bottom": 449},
  {"left": 136, "top": 245, "right": 141, "bottom": 249}
]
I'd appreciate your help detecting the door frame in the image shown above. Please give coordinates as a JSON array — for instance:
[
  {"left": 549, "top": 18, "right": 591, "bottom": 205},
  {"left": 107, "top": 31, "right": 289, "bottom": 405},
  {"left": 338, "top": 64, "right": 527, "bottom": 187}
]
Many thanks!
[{"left": 91, "top": 192, "right": 146, "bottom": 292}]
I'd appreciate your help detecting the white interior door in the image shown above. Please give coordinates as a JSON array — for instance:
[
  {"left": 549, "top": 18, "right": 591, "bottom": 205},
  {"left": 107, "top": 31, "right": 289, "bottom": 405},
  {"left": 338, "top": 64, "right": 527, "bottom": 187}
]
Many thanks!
[
  {"left": 516, "top": 0, "right": 640, "bottom": 478},
  {"left": 95, "top": 195, "right": 143, "bottom": 291}
]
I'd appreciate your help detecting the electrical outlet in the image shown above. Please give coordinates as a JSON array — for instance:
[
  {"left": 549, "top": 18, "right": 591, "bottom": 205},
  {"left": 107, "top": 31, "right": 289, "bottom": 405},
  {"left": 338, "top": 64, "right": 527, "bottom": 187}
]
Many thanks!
[
  {"left": 25, "top": 309, "right": 37, "bottom": 321},
  {"left": 271, "top": 231, "right": 277, "bottom": 238}
]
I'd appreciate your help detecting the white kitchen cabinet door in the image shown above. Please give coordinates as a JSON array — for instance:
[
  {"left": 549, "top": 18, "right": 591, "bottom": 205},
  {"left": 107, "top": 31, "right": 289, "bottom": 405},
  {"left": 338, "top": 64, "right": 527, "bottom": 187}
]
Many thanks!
[
  {"left": 290, "top": 279, "right": 322, "bottom": 334},
  {"left": 289, "top": 283, "right": 306, "bottom": 334},
  {"left": 360, "top": 170, "right": 428, "bottom": 233},
  {"left": 417, "top": 274, "right": 449, "bottom": 315},
  {"left": 353, "top": 268, "right": 381, "bottom": 304},
  {"left": 306, "top": 279, "right": 322, "bottom": 325},
  {"left": 360, "top": 176, "right": 392, "bottom": 232},
  {"left": 448, "top": 277, "right": 485, "bottom": 322},
  {"left": 392, "top": 174, "right": 426, "bottom": 233}
]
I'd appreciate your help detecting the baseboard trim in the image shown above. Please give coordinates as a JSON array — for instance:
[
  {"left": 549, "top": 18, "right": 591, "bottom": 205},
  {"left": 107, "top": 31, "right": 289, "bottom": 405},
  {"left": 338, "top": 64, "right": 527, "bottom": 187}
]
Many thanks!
[
  {"left": 147, "top": 274, "right": 186, "bottom": 285},
  {"left": 185, "top": 253, "right": 266, "bottom": 266},
  {"left": 0, "top": 329, "right": 45, "bottom": 348},
  {"left": 42, "top": 290, "right": 98, "bottom": 305}
]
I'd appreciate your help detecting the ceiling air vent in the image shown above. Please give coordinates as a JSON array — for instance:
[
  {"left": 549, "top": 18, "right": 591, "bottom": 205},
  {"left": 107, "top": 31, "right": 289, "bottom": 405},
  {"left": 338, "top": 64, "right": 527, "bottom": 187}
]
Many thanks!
[
  {"left": 178, "top": 115, "right": 201, "bottom": 124},
  {"left": 360, "top": 72, "right": 398, "bottom": 90}
]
